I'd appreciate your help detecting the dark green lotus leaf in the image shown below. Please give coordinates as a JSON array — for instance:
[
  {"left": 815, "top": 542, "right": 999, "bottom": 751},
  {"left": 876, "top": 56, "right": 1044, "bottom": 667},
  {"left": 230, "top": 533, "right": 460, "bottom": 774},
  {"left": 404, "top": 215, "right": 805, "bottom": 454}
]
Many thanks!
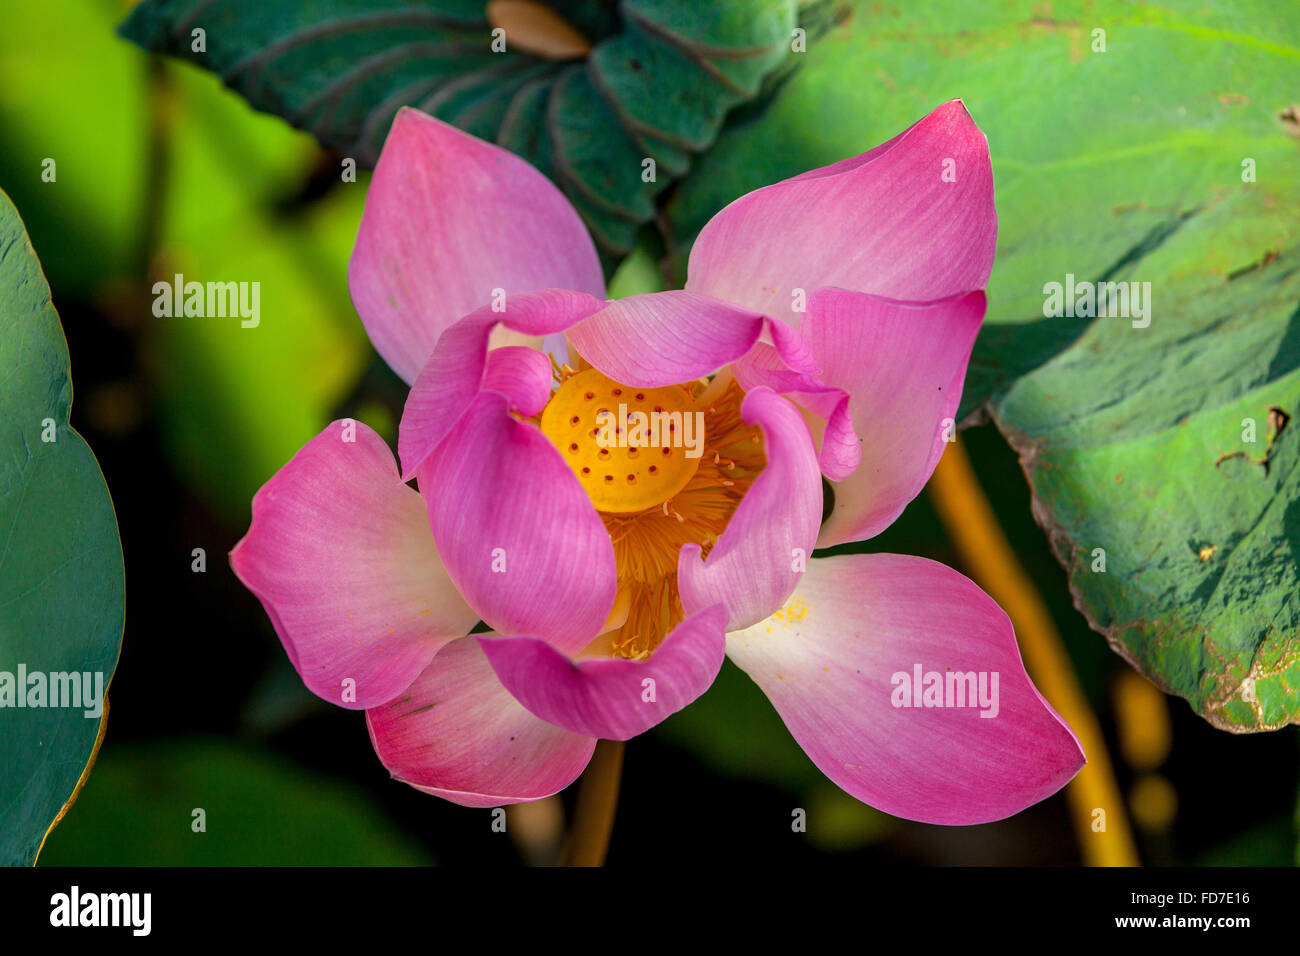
[
  {"left": 119, "top": 0, "right": 801, "bottom": 260},
  {"left": 0, "top": 188, "right": 125, "bottom": 865},
  {"left": 36, "top": 740, "right": 432, "bottom": 865}
]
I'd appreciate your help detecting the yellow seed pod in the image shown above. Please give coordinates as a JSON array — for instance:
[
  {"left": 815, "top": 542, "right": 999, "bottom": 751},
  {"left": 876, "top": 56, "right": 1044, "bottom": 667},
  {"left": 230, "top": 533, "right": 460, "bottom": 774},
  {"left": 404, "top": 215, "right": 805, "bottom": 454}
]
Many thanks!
[{"left": 540, "top": 367, "right": 702, "bottom": 514}]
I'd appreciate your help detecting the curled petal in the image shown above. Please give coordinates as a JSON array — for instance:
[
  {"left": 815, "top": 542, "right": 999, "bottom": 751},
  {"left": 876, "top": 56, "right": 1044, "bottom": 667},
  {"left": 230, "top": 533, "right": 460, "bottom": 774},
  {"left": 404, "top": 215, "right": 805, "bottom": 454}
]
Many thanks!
[
  {"left": 397, "top": 289, "right": 604, "bottom": 479},
  {"left": 815, "top": 394, "right": 859, "bottom": 480},
  {"left": 349, "top": 108, "right": 605, "bottom": 382},
  {"left": 726, "top": 554, "right": 1085, "bottom": 825},
  {"left": 480, "top": 346, "right": 553, "bottom": 418},
  {"left": 678, "top": 388, "right": 822, "bottom": 630},
  {"left": 732, "top": 342, "right": 859, "bottom": 480},
  {"left": 367, "top": 637, "right": 596, "bottom": 806},
  {"left": 478, "top": 604, "right": 728, "bottom": 741},
  {"left": 231, "top": 421, "right": 477, "bottom": 709}
]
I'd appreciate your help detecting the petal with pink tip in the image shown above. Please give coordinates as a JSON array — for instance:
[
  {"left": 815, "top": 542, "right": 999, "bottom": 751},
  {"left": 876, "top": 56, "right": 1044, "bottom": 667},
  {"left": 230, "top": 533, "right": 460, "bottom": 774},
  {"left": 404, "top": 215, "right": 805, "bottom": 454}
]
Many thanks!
[
  {"left": 686, "top": 100, "right": 997, "bottom": 324},
  {"left": 678, "top": 388, "right": 822, "bottom": 630},
  {"left": 231, "top": 420, "right": 477, "bottom": 710},
  {"left": 478, "top": 604, "right": 728, "bottom": 741},
  {"left": 366, "top": 637, "right": 596, "bottom": 806},
  {"left": 349, "top": 108, "right": 605, "bottom": 383},
  {"left": 726, "top": 554, "right": 1085, "bottom": 825},
  {"left": 417, "top": 390, "right": 616, "bottom": 654},
  {"left": 566, "top": 290, "right": 817, "bottom": 388},
  {"left": 804, "top": 288, "right": 985, "bottom": 547},
  {"left": 397, "top": 289, "right": 604, "bottom": 479}
]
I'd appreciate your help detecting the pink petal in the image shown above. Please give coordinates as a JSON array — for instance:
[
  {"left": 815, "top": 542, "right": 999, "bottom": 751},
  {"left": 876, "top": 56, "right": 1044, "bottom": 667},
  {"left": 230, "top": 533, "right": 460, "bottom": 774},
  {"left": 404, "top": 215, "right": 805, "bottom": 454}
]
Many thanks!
[
  {"left": 726, "top": 554, "right": 1085, "bottom": 825},
  {"left": 366, "top": 637, "right": 596, "bottom": 806},
  {"left": 417, "top": 390, "right": 617, "bottom": 655},
  {"left": 477, "top": 604, "right": 728, "bottom": 741},
  {"left": 480, "top": 346, "right": 553, "bottom": 417},
  {"left": 565, "top": 290, "right": 817, "bottom": 388},
  {"left": 349, "top": 108, "right": 605, "bottom": 383},
  {"left": 686, "top": 100, "right": 997, "bottom": 325},
  {"left": 678, "top": 387, "right": 822, "bottom": 630},
  {"left": 804, "top": 288, "right": 985, "bottom": 547},
  {"left": 231, "top": 420, "right": 477, "bottom": 710},
  {"left": 397, "top": 289, "right": 604, "bottom": 479},
  {"left": 732, "top": 342, "right": 860, "bottom": 480},
  {"left": 815, "top": 394, "right": 859, "bottom": 480}
]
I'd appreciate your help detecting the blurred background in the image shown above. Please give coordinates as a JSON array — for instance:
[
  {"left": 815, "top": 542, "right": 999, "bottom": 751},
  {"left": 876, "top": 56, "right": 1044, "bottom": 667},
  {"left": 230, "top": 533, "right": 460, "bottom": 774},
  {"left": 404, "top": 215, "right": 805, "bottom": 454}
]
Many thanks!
[{"left": 2, "top": 0, "right": 1296, "bottom": 866}]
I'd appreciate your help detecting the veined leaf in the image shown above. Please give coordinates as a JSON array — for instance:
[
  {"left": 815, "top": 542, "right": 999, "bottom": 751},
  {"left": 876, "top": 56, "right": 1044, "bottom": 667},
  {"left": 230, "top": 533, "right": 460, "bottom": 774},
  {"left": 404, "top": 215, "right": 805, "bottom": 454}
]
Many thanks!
[
  {"left": 0, "top": 188, "right": 125, "bottom": 865},
  {"left": 119, "top": 0, "right": 803, "bottom": 262}
]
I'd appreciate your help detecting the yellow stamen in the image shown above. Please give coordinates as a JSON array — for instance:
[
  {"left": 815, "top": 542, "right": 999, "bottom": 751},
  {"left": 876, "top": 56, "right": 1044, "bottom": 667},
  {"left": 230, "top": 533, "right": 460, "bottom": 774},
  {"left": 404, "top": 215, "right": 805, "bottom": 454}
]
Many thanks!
[{"left": 542, "top": 367, "right": 764, "bottom": 658}]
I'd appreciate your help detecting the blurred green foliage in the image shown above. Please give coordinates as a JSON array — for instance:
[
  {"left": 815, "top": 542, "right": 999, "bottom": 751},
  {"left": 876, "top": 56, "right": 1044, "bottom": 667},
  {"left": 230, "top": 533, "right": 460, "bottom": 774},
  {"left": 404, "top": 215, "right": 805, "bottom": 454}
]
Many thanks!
[
  {"left": 38, "top": 740, "right": 432, "bottom": 865},
  {"left": 0, "top": 0, "right": 368, "bottom": 519}
]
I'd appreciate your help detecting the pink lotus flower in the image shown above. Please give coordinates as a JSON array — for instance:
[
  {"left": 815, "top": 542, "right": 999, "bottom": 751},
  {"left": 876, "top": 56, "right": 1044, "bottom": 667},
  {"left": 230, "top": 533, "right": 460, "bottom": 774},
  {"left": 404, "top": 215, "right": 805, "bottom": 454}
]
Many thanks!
[{"left": 231, "top": 100, "right": 1084, "bottom": 824}]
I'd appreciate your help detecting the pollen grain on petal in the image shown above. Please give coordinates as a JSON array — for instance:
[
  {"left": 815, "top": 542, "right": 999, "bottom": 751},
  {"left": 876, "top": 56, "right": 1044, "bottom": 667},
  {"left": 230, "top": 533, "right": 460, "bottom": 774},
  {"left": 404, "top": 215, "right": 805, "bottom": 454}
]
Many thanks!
[{"left": 769, "top": 597, "right": 809, "bottom": 629}]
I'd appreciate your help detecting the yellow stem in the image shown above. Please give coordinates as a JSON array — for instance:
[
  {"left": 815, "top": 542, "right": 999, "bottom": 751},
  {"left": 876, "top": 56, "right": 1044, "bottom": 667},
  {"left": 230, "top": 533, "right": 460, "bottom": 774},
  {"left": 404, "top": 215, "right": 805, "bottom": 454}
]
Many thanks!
[
  {"left": 928, "top": 437, "right": 1138, "bottom": 866},
  {"left": 563, "top": 739, "right": 625, "bottom": 866}
]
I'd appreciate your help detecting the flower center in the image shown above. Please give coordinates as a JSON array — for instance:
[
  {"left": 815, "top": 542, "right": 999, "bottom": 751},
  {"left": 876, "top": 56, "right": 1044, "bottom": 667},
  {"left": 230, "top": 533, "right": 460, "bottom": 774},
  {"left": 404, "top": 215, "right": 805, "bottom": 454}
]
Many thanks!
[
  {"left": 540, "top": 367, "right": 702, "bottom": 514},
  {"left": 536, "top": 361, "right": 764, "bottom": 659}
]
